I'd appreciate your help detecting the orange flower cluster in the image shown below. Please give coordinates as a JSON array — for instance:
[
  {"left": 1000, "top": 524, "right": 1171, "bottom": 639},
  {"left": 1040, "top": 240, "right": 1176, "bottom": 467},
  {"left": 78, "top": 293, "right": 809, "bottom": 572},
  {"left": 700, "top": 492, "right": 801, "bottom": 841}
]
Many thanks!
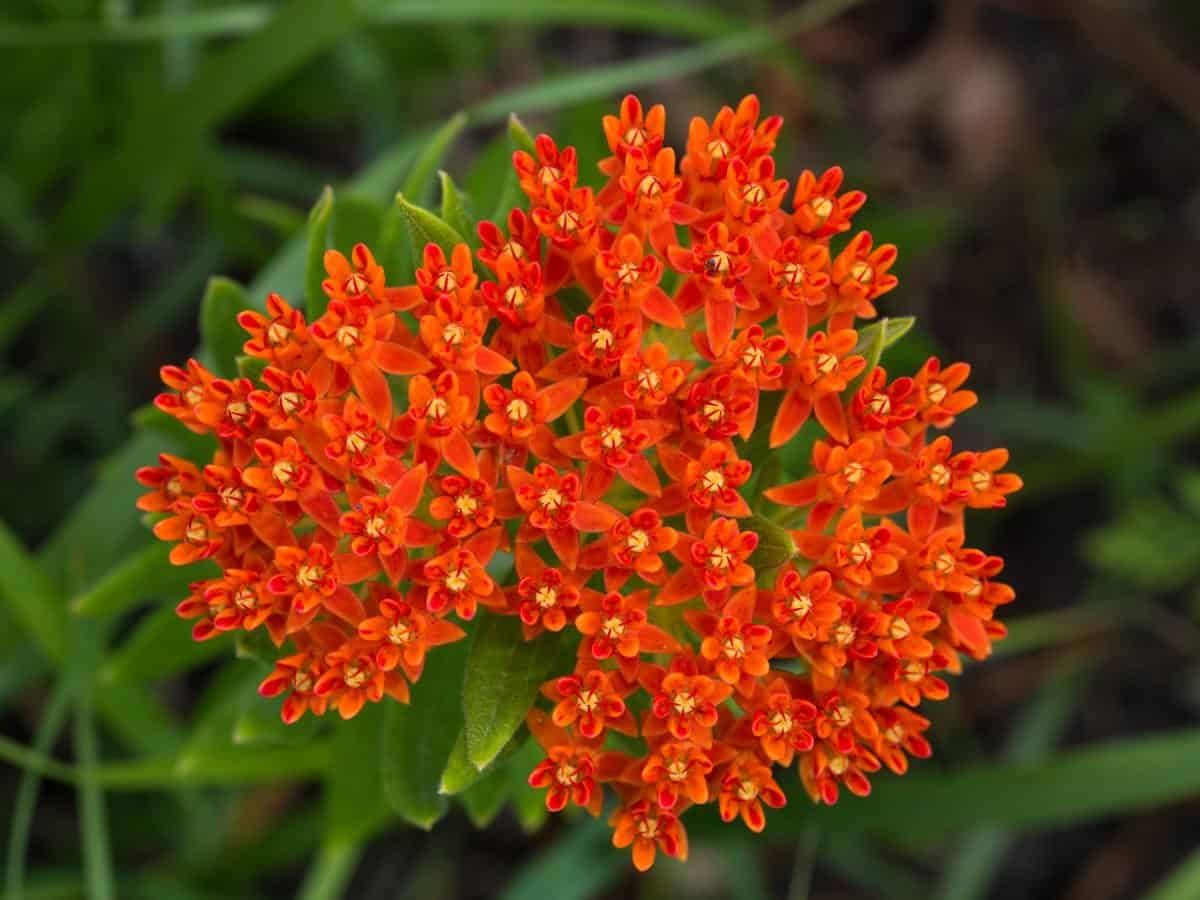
[{"left": 140, "top": 94, "right": 1021, "bottom": 869}]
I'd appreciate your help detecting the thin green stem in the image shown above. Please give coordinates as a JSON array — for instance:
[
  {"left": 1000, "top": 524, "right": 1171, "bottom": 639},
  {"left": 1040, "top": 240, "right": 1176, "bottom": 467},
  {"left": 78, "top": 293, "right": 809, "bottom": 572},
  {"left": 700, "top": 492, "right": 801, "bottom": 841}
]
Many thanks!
[
  {"left": 5, "top": 680, "right": 73, "bottom": 900},
  {"left": 295, "top": 840, "right": 364, "bottom": 900},
  {"left": 75, "top": 685, "right": 116, "bottom": 900}
]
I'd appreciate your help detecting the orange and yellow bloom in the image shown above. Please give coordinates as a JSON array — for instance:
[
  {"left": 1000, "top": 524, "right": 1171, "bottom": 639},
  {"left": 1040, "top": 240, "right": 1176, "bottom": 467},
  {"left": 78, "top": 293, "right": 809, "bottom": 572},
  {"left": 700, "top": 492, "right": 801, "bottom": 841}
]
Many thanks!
[{"left": 140, "top": 94, "right": 1021, "bottom": 870}]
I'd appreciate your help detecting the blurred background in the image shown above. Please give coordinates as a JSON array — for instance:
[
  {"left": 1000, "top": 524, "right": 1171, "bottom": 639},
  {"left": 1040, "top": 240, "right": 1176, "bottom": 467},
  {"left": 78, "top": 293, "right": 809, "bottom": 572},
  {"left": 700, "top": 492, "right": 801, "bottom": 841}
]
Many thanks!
[{"left": 3, "top": 0, "right": 1200, "bottom": 898}]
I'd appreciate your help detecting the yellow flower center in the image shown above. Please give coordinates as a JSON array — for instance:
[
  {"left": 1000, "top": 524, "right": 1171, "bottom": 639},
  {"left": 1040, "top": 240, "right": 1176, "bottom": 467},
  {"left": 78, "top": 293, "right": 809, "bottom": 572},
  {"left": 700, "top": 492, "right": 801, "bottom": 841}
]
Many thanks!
[
  {"left": 591, "top": 328, "right": 615, "bottom": 351},
  {"left": 441, "top": 323, "right": 465, "bottom": 346},
  {"left": 666, "top": 759, "right": 689, "bottom": 782},
  {"left": 335, "top": 325, "right": 360, "bottom": 350},
  {"left": 227, "top": 401, "right": 249, "bottom": 424},
  {"left": 344, "top": 273, "right": 369, "bottom": 295},
  {"left": 635, "top": 368, "right": 661, "bottom": 392},
  {"left": 504, "top": 285, "right": 528, "bottom": 310},
  {"left": 555, "top": 761, "right": 579, "bottom": 785},
  {"left": 929, "top": 463, "right": 951, "bottom": 487},
  {"left": 788, "top": 593, "right": 813, "bottom": 619},
  {"left": 850, "top": 260, "right": 874, "bottom": 284},
  {"left": 722, "top": 634, "right": 746, "bottom": 659},
  {"left": 506, "top": 398, "right": 531, "bottom": 422},
  {"left": 637, "top": 816, "right": 660, "bottom": 839},
  {"left": 434, "top": 269, "right": 458, "bottom": 293},
  {"left": 884, "top": 724, "right": 905, "bottom": 744},
  {"left": 218, "top": 485, "right": 243, "bottom": 509},
  {"left": 599, "top": 426, "right": 624, "bottom": 449},
  {"left": 454, "top": 494, "right": 479, "bottom": 517},
  {"left": 706, "top": 138, "right": 731, "bottom": 159},
  {"left": 296, "top": 564, "right": 324, "bottom": 590},
  {"left": 538, "top": 165, "right": 562, "bottom": 187},
  {"left": 970, "top": 470, "right": 993, "bottom": 492},
  {"left": 848, "top": 541, "right": 872, "bottom": 566},
  {"left": 828, "top": 754, "right": 849, "bottom": 776},
  {"left": 833, "top": 622, "right": 856, "bottom": 647},
  {"left": 779, "top": 261, "right": 805, "bottom": 288},
  {"left": 234, "top": 586, "right": 256, "bottom": 611},
  {"left": 444, "top": 567, "right": 470, "bottom": 593},
  {"left": 364, "top": 515, "right": 388, "bottom": 539},
  {"left": 534, "top": 585, "right": 558, "bottom": 609},
  {"left": 831, "top": 703, "right": 853, "bottom": 728},
  {"left": 702, "top": 399, "right": 726, "bottom": 423},
  {"left": 556, "top": 209, "right": 581, "bottom": 234},
  {"left": 267, "top": 322, "right": 290, "bottom": 346},
  {"left": 741, "top": 345, "right": 766, "bottom": 370},
  {"left": 601, "top": 616, "right": 625, "bottom": 639},
  {"left": 387, "top": 622, "right": 413, "bottom": 645},
  {"left": 843, "top": 461, "right": 866, "bottom": 485},
  {"left": 672, "top": 691, "right": 697, "bottom": 715},
  {"left": 539, "top": 488, "right": 565, "bottom": 512},
  {"left": 293, "top": 670, "right": 314, "bottom": 693},
  {"left": 927, "top": 382, "right": 948, "bottom": 405},
  {"left": 736, "top": 779, "right": 759, "bottom": 801},
  {"left": 701, "top": 469, "right": 726, "bottom": 493},
  {"left": 868, "top": 393, "right": 891, "bottom": 417},
  {"left": 935, "top": 552, "right": 956, "bottom": 576},
  {"left": 740, "top": 183, "right": 766, "bottom": 205},
  {"left": 280, "top": 392, "right": 304, "bottom": 415},
  {"left": 708, "top": 545, "right": 734, "bottom": 570},
  {"left": 626, "top": 529, "right": 650, "bottom": 554},
  {"left": 637, "top": 174, "right": 663, "bottom": 197},
  {"left": 704, "top": 250, "right": 731, "bottom": 276},
  {"left": 345, "top": 431, "right": 369, "bottom": 456},
  {"left": 344, "top": 662, "right": 369, "bottom": 689},
  {"left": 623, "top": 127, "right": 647, "bottom": 147},
  {"left": 815, "top": 352, "right": 838, "bottom": 376},
  {"left": 769, "top": 710, "right": 793, "bottom": 736},
  {"left": 272, "top": 461, "right": 296, "bottom": 486},
  {"left": 427, "top": 397, "right": 449, "bottom": 420},
  {"left": 615, "top": 262, "right": 639, "bottom": 286},
  {"left": 889, "top": 617, "right": 911, "bottom": 640},
  {"left": 809, "top": 196, "right": 834, "bottom": 222},
  {"left": 576, "top": 689, "right": 600, "bottom": 713}
]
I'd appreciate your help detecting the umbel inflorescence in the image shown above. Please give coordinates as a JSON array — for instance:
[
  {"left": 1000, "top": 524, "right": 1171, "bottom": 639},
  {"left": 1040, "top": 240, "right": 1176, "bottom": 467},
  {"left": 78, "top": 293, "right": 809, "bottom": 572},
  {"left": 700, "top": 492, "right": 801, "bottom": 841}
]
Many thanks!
[{"left": 140, "top": 94, "right": 1021, "bottom": 869}]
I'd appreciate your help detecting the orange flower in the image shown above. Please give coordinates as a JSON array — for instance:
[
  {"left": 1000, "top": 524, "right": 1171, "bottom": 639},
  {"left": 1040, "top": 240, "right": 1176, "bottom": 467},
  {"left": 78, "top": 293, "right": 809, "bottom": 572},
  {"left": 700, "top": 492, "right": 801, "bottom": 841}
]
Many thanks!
[{"left": 142, "top": 92, "right": 1021, "bottom": 868}]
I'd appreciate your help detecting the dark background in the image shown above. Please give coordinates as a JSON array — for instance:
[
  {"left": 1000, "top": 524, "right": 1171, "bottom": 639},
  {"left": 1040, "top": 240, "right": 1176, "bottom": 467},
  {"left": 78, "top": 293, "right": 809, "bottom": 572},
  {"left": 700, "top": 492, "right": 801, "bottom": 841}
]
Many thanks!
[{"left": 3, "top": 1, "right": 1200, "bottom": 898}]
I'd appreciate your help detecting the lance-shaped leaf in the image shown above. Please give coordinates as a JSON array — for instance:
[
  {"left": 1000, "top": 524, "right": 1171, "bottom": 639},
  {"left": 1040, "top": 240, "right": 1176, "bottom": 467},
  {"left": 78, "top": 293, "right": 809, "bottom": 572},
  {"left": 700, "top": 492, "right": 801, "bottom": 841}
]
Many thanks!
[
  {"left": 463, "top": 616, "right": 568, "bottom": 771},
  {"left": 439, "top": 170, "right": 475, "bottom": 246},
  {"left": 99, "top": 606, "right": 231, "bottom": 685},
  {"left": 382, "top": 637, "right": 469, "bottom": 829},
  {"left": 199, "top": 276, "right": 251, "bottom": 378},
  {"left": 326, "top": 703, "right": 393, "bottom": 844},
  {"left": 852, "top": 315, "right": 916, "bottom": 373},
  {"left": 72, "top": 542, "right": 217, "bottom": 618},
  {"left": 395, "top": 193, "right": 466, "bottom": 257},
  {"left": 304, "top": 185, "right": 334, "bottom": 320}
]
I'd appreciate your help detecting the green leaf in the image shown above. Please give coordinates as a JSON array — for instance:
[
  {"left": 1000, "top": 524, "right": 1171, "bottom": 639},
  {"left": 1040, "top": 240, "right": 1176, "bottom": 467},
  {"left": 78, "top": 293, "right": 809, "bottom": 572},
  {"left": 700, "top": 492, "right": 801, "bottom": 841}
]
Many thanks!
[
  {"left": 304, "top": 185, "right": 334, "bottom": 320},
  {"left": 403, "top": 113, "right": 468, "bottom": 206},
  {"left": 236, "top": 354, "right": 268, "bottom": 383},
  {"left": 459, "top": 762, "right": 510, "bottom": 829},
  {"left": 464, "top": 0, "right": 865, "bottom": 123},
  {"left": 326, "top": 703, "right": 393, "bottom": 843},
  {"left": 464, "top": 617, "right": 568, "bottom": 770},
  {"left": 295, "top": 840, "right": 364, "bottom": 900},
  {"left": 232, "top": 694, "right": 323, "bottom": 747},
  {"left": 99, "top": 606, "right": 231, "bottom": 685},
  {"left": 769, "top": 726, "right": 1200, "bottom": 842},
  {"left": 0, "top": 517, "right": 68, "bottom": 664},
  {"left": 440, "top": 726, "right": 524, "bottom": 795},
  {"left": 498, "top": 818, "right": 622, "bottom": 900},
  {"left": 507, "top": 113, "right": 537, "bottom": 155},
  {"left": 851, "top": 315, "right": 917, "bottom": 372},
  {"left": 72, "top": 542, "right": 217, "bottom": 618},
  {"left": 130, "top": 404, "right": 217, "bottom": 460},
  {"left": 382, "top": 638, "right": 470, "bottom": 828},
  {"left": 395, "top": 193, "right": 466, "bottom": 257},
  {"left": 439, "top": 170, "right": 475, "bottom": 245},
  {"left": 508, "top": 732, "right": 550, "bottom": 833},
  {"left": 1144, "top": 846, "right": 1200, "bottom": 900},
  {"left": 328, "top": 192, "right": 386, "bottom": 258},
  {"left": 198, "top": 276, "right": 251, "bottom": 378}
]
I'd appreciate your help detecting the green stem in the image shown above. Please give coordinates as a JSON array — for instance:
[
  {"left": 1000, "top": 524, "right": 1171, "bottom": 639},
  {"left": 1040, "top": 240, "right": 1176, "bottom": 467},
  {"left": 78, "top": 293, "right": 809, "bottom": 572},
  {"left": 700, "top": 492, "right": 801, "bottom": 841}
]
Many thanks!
[
  {"left": 295, "top": 840, "right": 363, "bottom": 900},
  {"left": 5, "top": 680, "right": 73, "bottom": 900},
  {"left": 75, "top": 686, "right": 116, "bottom": 900}
]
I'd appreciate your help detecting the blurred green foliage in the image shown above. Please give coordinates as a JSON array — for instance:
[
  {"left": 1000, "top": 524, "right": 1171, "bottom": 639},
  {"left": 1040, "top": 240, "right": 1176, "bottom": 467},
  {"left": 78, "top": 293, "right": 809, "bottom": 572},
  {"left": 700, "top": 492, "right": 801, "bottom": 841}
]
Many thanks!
[{"left": 3, "top": 1, "right": 1200, "bottom": 899}]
